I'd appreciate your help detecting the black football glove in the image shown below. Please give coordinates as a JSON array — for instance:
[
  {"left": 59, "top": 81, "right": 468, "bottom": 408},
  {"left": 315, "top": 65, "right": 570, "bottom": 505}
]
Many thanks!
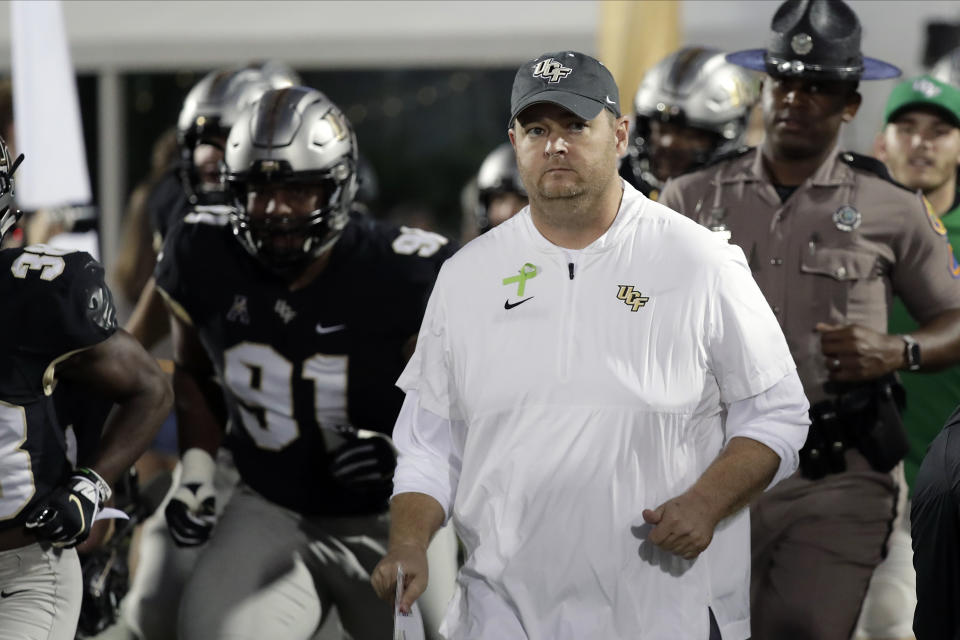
[
  {"left": 25, "top": 467, "right": 111, "bottom": 548},
  {"left": 330, "top": 432, "right": 397, "bottom": 503},
  {"left": 165, "top": 448, "right": 217, "bottom": 548}
]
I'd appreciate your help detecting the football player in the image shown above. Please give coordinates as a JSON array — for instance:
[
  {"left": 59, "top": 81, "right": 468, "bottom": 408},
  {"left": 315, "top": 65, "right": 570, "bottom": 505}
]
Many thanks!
[
  {"left": 0, "top": 135, "right": 172, "bottom": 640},
  {"left": 155, "top": 86, "right": 456, "bottom": 639},
  {"left": 620, "top": 46, "right": 759, "bottom": 199},
  {"left": 128, "top": 61, "right": 299, "bottom": 351},
  {"left": 120, "top": 62, "right": 299, "bottom": 640},
  {"left": 461, "top": 142, "right": 528, "bottom": 243}
]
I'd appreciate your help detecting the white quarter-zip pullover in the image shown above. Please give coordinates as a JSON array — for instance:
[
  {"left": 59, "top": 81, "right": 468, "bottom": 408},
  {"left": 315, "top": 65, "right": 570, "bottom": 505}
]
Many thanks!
[{"left": 394, "top": 181, "right": 809, "bottom": 639}]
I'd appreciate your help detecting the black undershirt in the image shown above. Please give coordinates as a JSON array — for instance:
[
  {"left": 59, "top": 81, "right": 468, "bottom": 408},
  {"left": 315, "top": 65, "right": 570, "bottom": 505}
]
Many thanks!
[{"left": 773, "top": 183, "right": 798, "bottom": 203}]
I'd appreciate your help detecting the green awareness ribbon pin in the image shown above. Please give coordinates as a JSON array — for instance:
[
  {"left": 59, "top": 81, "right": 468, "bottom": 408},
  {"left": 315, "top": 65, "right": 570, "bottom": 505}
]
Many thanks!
[{"left": 502, "top": 263, "right": 538, "bottom": 296}]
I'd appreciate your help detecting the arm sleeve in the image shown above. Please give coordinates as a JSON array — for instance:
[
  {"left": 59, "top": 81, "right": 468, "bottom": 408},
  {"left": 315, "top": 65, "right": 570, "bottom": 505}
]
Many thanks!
[
  {"left": 396, "top": 265, "right": 463, "bottom": 420},
  {"left": 725, "top": 369, "right": 810, "bottom": 489},
  {"left": 391, "top": 389, "right": 465, "bottom": 523},
  {"left": 707, "top": 247, "right": 797, "bottom": 403},
  {"left": 892, "top": 193, "right": 960, "bottom": 323}
]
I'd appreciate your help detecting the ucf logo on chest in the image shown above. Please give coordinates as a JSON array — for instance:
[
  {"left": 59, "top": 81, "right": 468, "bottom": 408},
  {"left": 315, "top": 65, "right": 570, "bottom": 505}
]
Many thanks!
[{"left": 616, "top": 285, "right": 649, "bottom": 312}]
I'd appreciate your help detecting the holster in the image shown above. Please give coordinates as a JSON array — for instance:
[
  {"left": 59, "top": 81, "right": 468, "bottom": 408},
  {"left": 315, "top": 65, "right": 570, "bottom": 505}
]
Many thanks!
[{"left": 799, "top": 374, "right": 908, "bottom": 479}]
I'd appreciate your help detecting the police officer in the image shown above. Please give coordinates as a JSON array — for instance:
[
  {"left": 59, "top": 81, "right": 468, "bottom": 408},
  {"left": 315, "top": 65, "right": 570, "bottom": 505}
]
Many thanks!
[
  {"left": 659, "top": 1, "right": 960, "bottom": 638},
  {"left": 620, "top": 46, "right": 758, "bottom": 200}
]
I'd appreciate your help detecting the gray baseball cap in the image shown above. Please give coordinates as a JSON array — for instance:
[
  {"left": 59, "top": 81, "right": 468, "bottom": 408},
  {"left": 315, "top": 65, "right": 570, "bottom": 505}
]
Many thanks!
[{"left": 509, "top": 51, "right": 621, "bottom": 126}]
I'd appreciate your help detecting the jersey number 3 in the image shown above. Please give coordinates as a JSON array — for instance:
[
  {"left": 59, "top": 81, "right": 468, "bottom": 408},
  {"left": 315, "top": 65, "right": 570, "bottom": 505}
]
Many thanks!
[{"left": 11, "top": 244, "right": 74, "bottom": 281}]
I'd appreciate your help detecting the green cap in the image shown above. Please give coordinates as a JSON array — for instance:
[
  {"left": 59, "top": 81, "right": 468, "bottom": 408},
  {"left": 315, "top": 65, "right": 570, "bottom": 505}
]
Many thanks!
[{"left": 883, "top": 75, "right": 960, "bottom": 128}]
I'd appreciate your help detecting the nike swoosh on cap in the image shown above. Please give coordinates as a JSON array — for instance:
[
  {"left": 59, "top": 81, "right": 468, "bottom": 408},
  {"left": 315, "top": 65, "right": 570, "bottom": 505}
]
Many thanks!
[
  {"left": 605, "top": 96, "right": 616, "bottom": 105},
  {"left": 316, "top": 323, "right": 347, "bottom": 334}
]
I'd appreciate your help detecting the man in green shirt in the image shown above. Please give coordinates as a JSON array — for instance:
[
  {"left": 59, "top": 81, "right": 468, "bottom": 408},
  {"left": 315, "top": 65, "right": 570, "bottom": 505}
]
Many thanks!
[
  {"left": 856, "top": 75, "right": 960, "bottom": 640},
  {"left": 881, "top": 76, "right": 960, "bottom": 490}
]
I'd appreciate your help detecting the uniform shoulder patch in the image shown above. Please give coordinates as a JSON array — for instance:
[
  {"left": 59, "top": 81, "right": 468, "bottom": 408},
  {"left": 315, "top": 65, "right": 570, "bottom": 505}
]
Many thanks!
[{"left": 839, "top": 151, "right": 913, "bottom": 193}]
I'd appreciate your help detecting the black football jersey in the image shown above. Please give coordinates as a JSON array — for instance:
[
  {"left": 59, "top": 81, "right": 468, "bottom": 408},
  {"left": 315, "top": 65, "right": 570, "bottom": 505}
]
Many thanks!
[
  {"left": 155, "top": 211, "right": 455, "bottom": 516},
  {"left": 0, "top": 245, "right": 118, "bottom": 530},
  {"left": 147, "top": 170, "right": 190, "bottom": 247}
]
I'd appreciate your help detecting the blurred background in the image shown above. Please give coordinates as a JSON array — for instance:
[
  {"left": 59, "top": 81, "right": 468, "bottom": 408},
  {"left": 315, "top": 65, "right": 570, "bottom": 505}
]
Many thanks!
[{"left": 0, "top": 0, "right": 956, "bottom": 268}]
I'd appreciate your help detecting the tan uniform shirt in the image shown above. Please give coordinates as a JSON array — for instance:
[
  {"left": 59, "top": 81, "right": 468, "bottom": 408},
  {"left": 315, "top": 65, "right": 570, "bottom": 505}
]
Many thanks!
[{"left": 660, "top": 146, "right": 960, "bottom": 403}]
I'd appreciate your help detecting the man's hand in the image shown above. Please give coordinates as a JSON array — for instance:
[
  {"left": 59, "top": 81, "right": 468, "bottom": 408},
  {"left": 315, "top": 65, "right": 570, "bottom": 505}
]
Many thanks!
[
  {"left": 25, "top": 468, "right": 111, "bottom": 548},
  {"left": 164, "top": 448, "right": 216, "bottom": 547},
  {"left": 641, "top": 489, "right": 721, "bottom": 560},
  {"left": 816, "top": 322, "right": 904, "bottom": 381},
  {"left": 370, "top": 542, "right": 429, "bottom": 614}
]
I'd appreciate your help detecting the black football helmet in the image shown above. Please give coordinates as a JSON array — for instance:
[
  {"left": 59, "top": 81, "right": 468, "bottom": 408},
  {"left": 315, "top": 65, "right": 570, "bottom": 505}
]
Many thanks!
[
  {"left": 622, "top": 47, "right": 758, "bottom": 195},
  {"left": 0, "top": 134, "right": 24, "bottom": 243},
  {"left": 224, "top": 86, "right": 359, "bottom": 277},
  {"left": 177, "top": 61, "right": 300, "bottom": 206},
  {"left": 474, "top": 143, "right": 526, "bottom": 234}
]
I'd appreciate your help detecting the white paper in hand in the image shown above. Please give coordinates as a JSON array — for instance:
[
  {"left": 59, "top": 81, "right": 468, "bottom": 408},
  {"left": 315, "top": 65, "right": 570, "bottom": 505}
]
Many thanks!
[{"left": 394, "top": 565, "right": 425, "bottom": 640}]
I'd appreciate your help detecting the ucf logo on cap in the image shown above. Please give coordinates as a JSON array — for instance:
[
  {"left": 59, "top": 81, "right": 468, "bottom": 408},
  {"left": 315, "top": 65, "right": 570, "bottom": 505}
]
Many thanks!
[{"left": 532, "top": 58, "right": 573, "bottom": 83}]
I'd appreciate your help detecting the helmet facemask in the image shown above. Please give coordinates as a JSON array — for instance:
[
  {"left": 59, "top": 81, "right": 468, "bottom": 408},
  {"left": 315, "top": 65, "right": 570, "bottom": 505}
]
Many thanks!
[
  {"left": 0, "top": 139, "right": 24, "bottom": 244},
  {"left": 632, "top": 112, "right": 728, "bottom": 184},
  {"left": 228, "top": 157, "right": 355, "bottom": 279},
  {"left": 474, "top": 143, "right": 526, "bottom": 234},
  {"left": 224, "top": 87, "right": 359, "bottom": 279},
  {"left": 178, "top": 120, "right": 232, "bottom": 207}
]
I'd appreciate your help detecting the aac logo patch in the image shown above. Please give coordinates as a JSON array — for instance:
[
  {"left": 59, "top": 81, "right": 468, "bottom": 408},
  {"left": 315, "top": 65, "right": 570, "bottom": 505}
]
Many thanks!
[{"left": 616, "top": 285, "right": 649, "bottom": 312}]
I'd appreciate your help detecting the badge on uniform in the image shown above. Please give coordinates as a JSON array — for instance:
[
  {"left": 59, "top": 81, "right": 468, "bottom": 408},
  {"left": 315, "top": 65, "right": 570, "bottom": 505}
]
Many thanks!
[{"left": 833, "top": 205, "right": 861, "bottom": 232}]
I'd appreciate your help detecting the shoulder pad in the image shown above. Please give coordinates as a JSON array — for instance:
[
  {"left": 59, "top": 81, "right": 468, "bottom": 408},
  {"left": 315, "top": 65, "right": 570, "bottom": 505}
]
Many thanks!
[
  {"left": 697, "top": 146, "right": 753, "bottom": 171},
  {"left": 839, "top": 151, "right": 913, "bottom": 193}
]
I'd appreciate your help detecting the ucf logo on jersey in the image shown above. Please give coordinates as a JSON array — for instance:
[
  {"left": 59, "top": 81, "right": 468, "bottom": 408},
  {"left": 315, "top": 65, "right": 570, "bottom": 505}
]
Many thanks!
[
  {"left": 616, "top": 285, "right": 649, "bottom": 312},
  {"left": 532, "top": 59, "right": 573, "bottom": 83}
]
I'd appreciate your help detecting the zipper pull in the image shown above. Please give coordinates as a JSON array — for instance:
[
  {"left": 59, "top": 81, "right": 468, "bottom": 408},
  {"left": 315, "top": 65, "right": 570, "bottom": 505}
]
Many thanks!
[{"left": 568, "top": 262, "right": 575, "bottom": 280}]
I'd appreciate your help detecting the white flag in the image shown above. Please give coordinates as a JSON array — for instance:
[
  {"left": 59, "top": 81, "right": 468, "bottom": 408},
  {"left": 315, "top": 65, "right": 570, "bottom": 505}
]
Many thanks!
[{"left": 10, "top": 0, "right": 92, "bottom": 210}]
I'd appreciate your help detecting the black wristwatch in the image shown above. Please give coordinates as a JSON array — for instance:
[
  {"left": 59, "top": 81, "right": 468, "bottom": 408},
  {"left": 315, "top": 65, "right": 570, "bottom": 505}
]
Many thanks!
[{"left": 900, "top": 334, "right": 921, "bottom": 371}]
